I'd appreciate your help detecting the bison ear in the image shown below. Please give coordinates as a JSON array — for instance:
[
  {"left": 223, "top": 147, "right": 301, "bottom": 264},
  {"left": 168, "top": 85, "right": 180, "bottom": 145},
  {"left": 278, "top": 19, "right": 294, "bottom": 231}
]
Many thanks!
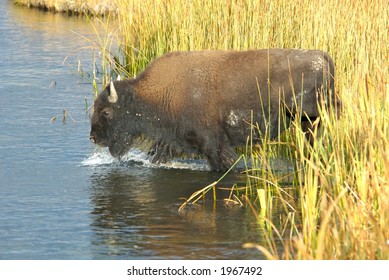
[{"left": 108, "top": 81, "right": 118, "bottom": 103}]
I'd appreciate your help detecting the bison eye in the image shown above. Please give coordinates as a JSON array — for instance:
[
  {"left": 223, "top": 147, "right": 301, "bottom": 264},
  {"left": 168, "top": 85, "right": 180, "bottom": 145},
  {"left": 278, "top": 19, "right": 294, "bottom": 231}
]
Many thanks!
[{"left": 101, "top": 108, "right": 113, "bottom": 120}]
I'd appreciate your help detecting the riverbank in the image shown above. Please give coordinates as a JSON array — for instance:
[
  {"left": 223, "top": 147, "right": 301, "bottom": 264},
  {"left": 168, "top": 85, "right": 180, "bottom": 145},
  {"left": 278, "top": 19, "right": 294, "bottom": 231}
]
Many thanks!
[{"left": 13, "top": 0, "right": 118, "bottom": 16}]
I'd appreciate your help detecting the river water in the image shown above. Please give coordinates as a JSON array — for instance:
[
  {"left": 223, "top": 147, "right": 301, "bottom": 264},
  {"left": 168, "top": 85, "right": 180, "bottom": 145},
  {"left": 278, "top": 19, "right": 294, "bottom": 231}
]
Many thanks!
[{"left": 0, "top": 2, "right": 271, "bottom": 259}]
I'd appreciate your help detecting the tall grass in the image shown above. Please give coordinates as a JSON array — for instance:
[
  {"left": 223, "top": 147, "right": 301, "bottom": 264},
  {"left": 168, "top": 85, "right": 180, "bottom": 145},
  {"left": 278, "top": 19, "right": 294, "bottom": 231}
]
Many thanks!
[{"left": 94, "top": 0, "right": 388, "bottom": 259}]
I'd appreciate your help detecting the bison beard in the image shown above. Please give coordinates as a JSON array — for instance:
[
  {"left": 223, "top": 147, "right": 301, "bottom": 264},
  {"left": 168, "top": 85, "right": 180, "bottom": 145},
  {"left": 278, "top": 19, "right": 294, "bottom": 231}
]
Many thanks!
[{"left": 89, "top": 49, "right": 339, "bottom": 172}]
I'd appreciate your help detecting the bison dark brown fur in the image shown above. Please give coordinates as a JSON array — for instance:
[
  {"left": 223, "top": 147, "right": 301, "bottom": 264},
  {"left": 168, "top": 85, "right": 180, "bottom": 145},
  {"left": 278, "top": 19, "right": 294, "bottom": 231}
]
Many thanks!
[{"left": 89, "top": 49, "right": 339, "bottom": 171}]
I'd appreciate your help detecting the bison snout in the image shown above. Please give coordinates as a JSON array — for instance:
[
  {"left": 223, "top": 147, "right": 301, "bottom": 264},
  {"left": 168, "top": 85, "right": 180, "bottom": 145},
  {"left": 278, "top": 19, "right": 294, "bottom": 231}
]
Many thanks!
[{"left": 90, "top": 135, "right": 96, "bottom": 144}]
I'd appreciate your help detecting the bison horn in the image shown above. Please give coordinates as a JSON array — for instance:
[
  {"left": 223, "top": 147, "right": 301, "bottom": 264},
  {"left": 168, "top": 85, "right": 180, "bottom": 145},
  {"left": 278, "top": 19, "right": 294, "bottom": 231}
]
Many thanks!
[{"left": 108, "top": 81, "right": 118, "bottom": 103}]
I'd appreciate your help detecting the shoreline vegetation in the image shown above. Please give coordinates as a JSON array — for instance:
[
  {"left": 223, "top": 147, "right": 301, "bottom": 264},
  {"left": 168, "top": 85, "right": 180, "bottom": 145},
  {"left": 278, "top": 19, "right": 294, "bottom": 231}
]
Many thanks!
[
  {"left": 15, "top": 0, "right": 388, "bottom": 260},
  {"left": 13, "top": 0, "right": 118, "bottom": 16}
]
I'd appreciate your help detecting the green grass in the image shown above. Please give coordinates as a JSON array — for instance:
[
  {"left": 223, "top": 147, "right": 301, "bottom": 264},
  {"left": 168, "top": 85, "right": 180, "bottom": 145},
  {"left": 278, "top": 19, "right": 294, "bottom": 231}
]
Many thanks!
[{"left": 90, "top": 0, "right": 388, "bottom": 259}]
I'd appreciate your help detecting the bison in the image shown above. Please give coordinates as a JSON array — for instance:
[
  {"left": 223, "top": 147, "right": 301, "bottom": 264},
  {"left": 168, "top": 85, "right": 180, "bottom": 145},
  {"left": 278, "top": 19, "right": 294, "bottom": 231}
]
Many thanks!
[{"left": 89, "top": 49, "right": 338, "bottom": 171}]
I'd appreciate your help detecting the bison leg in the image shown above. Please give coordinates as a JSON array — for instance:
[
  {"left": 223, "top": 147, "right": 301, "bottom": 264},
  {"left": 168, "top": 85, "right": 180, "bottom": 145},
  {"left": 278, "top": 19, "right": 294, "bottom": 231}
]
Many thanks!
[
  {"left": 148, "top": 140, "right": 176, "bottom": 163},
  {"left": 184, "top": 130, "right": 236, "bottom": 172},
  {"left": 205, "top": 134, "right": 237, "bottom": 172},
  {"left": 300, "top": 117, "right": 320, "bottom": 144}
]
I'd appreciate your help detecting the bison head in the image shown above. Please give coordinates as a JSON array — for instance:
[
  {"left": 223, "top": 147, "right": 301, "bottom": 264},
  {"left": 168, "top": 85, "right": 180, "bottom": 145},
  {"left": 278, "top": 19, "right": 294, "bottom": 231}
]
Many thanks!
[{"left": 89, "top": 81, "right": 140, "bottom": 158}]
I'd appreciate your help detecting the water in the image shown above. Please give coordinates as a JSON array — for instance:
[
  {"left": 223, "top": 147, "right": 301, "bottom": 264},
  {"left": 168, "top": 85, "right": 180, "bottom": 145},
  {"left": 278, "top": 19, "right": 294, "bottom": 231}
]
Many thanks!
[{"left": 0, "top": 2, "right": 268, "bottom": 259}]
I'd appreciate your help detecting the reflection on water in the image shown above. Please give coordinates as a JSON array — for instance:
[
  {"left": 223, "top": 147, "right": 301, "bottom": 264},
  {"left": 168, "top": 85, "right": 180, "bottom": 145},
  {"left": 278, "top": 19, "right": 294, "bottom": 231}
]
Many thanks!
[
  {"left": 88, "top": 164, "right": 263, "bottom": 259},
  {"left": 0, "top": 2, "right": 286, "bottom": 260}
]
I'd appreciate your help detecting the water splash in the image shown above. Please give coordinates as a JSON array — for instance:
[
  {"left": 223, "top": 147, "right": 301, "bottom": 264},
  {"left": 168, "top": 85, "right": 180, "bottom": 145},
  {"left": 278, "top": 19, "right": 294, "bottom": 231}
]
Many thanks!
[
  {"left": 81, "top": 148, "right": 117, "bottom": 166},
  {"left": 82, "top": 148, "right": 210, "bottom": 171}
]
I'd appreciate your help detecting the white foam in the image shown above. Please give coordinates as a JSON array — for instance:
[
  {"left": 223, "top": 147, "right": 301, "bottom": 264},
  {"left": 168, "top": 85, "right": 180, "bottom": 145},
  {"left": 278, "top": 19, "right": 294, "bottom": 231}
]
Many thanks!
[
  {"left": 81, "top": 148, "right": 117, "bottom": 166},
  {"left": 82, "top": 148, "right": 210, "bottom": 171}
]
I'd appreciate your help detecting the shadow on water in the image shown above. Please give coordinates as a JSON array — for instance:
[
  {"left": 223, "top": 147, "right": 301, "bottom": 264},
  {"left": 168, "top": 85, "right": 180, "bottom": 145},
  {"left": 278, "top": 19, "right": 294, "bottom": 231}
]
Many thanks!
[{"left": 86, "top": 158, "right": 266, "bottom": 259}]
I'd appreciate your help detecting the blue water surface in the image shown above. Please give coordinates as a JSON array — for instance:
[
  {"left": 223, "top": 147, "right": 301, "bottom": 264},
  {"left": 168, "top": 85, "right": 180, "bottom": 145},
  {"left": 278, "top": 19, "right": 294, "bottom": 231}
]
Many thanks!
[{"left": 0, "top": 1, "right": 265, "bottom": 260}]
